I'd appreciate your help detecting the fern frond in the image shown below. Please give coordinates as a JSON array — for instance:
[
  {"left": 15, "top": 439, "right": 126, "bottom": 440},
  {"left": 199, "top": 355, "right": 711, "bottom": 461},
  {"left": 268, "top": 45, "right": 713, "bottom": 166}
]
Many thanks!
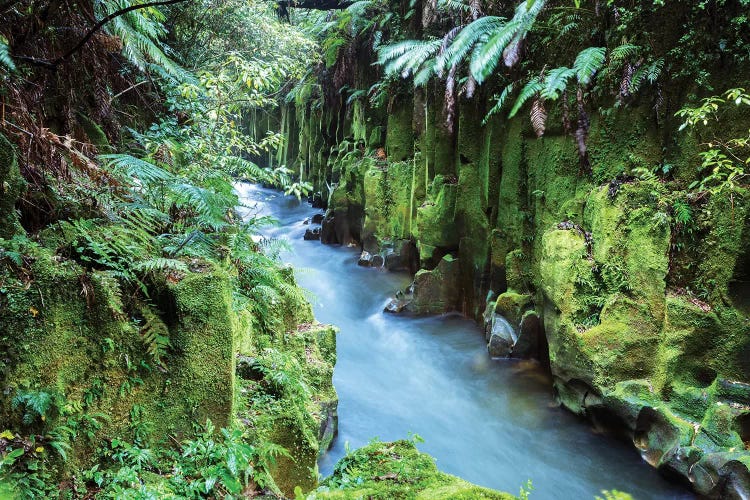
[
  {"left": 0, "top": 36, "right": 15, "bottom": 72},
  {"left": 509, "top": 77, "right": 542, "bottom": 118},
  {"left": 530, "top": 97, "right": 547, "bottom": 137},
  {"left": 610, "top": 43, "right": 640, "bottom": 63},
  {"left": 540, "top": 66, "right": 575, "bottom": 100},
  {"left": 573, "top": 47, "right": 606, "bottom": 86},
  {"left": 100, "top": 154, "right": 174, "bottom": 184},
  {"left": 469, "top": 18, "right": 522, "bottom": 83},
  {"left": 437, "top": 16, "right": 503, "bottom": 73},
  {"left": 138, "top": 304, "right": 171, "bottom": 367},
  {"left": 133, "top": 258, "right": 188, "bottom": 274},
  {"left": 483, "top": 82, "right": 515, "bottom": 124},
  {"left": 378, "top": 39, "right": 441, "bottom": 79}
]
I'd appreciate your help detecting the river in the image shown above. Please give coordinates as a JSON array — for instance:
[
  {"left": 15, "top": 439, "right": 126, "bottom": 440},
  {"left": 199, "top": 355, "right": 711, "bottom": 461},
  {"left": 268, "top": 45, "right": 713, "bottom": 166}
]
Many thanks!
[{"left": 236, "top": 183, "right": 693, "bottom": 500}]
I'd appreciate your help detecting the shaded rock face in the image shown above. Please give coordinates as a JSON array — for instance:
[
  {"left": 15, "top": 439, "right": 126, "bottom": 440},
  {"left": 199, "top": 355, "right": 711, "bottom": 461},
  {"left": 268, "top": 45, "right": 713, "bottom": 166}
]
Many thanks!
[{"left": 405, "top": 255, "right": 460, "bottom": 314}]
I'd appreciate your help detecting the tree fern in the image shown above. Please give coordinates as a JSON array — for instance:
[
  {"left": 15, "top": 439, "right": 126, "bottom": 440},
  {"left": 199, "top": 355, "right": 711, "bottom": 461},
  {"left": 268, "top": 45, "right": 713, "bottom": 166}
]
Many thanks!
[{"left": 573, "top": 46, "right": 606, "bottom": 86}]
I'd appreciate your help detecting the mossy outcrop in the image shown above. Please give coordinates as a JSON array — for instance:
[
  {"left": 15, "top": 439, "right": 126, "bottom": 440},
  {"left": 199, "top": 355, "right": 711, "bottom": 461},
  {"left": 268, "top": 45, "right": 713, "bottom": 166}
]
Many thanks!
[
  {"left": 1, "top": 234, "right": 338, "bottom": 494},
  {"left": 309, "top": 440, "right": 516, "bottom": 499}
]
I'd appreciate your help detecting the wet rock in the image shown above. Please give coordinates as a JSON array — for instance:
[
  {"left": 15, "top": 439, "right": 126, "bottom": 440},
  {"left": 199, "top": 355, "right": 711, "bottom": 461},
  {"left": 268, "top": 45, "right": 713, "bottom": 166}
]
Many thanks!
[
  {"left": 311, "top": 213, "right": 324, "bottom": 224},
  {"left": 303, "top": 227, "right": 321, "bottom": 241},
  {"left": 384, "top": 252, "right": 403, "bottom": 271},
  {"left": 318, "top": 400, "right": 339, "bottom": 453},
  {"left": 405, "top": 254, "right": 460, "bottom": 314},
  {"left": 384, "top": 297, "right": 411, "bottom": 313},
  {"left": 236, "top": 356, "right": 263, "bottom": 381},
  {"left": 358, "top": 251, "right": 373, "bottom": 267},
  {"left": 371, "top": 255, "right": 384, "bottom": 268},
  {"left": 514, "top": 311, "right": 542, "bottom": 358},
  {"left": 487, "top": 314, "right": 515, "bottom": 357},
  {"left": 303, "top": 217, "right": 310, "bottom": 225},
  {"left": 320, "top": 214, "right": 338, "bottom": 244},
  {"left": 690, "top": 452, "right": 750, "bottom": 498}
]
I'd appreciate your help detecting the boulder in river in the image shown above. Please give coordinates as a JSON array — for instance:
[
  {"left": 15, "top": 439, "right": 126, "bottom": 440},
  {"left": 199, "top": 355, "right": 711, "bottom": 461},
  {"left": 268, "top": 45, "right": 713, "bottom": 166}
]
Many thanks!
[
  {"left": 405, "top": 254, "right": 460, "bottom": 314},
  {"left": 487, "top": 314, "right": 515, "bottom": 357},
  {"left": 358, "top": 251, "right": 373, "bottom": 267},
  {"left": 311, "top": 213, "right": 324, "bottom": 224},
  {"left": 303, "top": 227, "right": 321, "bottom": 241}
]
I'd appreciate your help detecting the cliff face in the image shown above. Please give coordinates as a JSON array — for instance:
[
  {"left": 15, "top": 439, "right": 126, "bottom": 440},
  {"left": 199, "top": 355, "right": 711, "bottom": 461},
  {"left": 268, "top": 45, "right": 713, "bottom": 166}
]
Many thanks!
[{"left": 274, "top": 33, "right": 750, "bottom": 496}]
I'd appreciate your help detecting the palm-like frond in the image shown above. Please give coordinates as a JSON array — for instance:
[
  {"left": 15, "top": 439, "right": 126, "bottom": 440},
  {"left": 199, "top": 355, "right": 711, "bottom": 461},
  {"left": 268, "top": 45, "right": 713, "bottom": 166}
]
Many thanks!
[
  {"left": 436, "top": 17, "right": 503, "bottom": 72},
  {"left": 610, "top": 43, "right": 640, "bottom": 63},
  {"left": 378, "top": 39, "right": 441, "bottom": 78}
]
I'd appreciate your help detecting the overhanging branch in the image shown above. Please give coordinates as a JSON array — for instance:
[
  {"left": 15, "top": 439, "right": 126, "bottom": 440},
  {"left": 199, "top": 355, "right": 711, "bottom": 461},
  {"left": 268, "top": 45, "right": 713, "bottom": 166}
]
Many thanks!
[
  {"left": 13, "top": 0, "right": 192, "bottom": 69},
  {"left": 276, "top": 0, "right": 354, "bottom": 10}
]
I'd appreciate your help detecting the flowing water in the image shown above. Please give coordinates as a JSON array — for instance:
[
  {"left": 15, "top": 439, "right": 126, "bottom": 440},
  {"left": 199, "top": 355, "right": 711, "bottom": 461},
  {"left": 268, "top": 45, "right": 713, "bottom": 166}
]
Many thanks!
[{"left": 237, "top": 184, "right": 693, "bottom": 500}]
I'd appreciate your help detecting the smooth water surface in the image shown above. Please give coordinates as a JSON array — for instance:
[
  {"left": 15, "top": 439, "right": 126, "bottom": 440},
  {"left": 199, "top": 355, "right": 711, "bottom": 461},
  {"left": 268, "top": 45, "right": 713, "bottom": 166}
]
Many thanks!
[{"left": 237, "top": 184, "right": 693, "bottom": 500}]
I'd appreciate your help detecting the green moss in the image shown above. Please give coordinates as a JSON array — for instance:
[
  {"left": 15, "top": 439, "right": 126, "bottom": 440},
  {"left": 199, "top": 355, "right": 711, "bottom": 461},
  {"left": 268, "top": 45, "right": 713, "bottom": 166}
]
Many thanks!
[
  {"left": 0, "top": 132, "right": 25, "bottom": 239},
  {"left": 310, "top": 440, "right": 516, "bottom": 499},
  {"left": 494, "top": 291, "right": 532, "bottom": 325}
]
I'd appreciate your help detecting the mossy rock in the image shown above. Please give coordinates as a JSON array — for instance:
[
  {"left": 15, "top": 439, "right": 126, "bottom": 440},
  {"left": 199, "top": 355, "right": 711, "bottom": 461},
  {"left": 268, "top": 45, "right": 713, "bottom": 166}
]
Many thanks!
[
  {"left": 494, "top": 291, "right": 532, "bottom": 325},
  {"left": 309, "top": 440, "right": 515, "bottom": 499}
]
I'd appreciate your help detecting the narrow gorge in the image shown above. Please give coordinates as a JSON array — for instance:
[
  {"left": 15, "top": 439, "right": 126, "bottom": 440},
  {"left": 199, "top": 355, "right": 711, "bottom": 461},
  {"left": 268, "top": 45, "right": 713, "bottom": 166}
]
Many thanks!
[{"left": 1, "top": 0, "right": 749, "bottom": 498}]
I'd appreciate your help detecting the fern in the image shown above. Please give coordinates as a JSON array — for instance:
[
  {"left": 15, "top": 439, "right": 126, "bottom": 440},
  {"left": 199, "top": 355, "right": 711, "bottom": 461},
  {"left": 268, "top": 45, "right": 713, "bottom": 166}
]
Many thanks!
[
  {"left": 132, "top": 258, "right": 188, "bottom": 274},
  {"left": 137, "top": 304, "right": 170, "bottom": 368},
  {"left": 509, "top": 77, "right": 542, "bottom": 118},
  {"left": 100, "top": 154, "right": 174, "bottom": 184},
  {"left": 436, "top": 16, "right": 503, "bottom": 73},
  {"left": 610, "top": 43, "right": 640, "bottom": 63},
  {"left": 378, "top": 39, "right": 441, "bottom": 78},
  {"left": 573, "top": 47, "right": 606, "bottom": 86},
  {"left": 540, "top": 67, "right": 575, "bottom": 100},
  {"left": 483, "top": 82, "right": 515, "bottom": 124},
  {"left": 0, "top": 36, "right": 15, "bottom": 72},
  {"left": 468, "top": 18, "right": 523, "bottom": 83}
]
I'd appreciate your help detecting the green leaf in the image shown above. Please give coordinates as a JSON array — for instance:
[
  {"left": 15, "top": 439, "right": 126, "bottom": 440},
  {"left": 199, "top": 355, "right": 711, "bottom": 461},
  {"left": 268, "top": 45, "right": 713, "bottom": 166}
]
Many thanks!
[{"left": 573, "top": 46, "right": 606, "bottom": 86}]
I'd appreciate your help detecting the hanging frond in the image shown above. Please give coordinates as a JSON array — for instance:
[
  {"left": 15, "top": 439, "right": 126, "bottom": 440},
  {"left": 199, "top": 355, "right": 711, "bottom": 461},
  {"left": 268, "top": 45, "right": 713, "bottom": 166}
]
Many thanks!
[
  {"left": 530, "top": 97, "right": 547, "bottom": 137},
  {"left": 629, "top": 58, "right": 663, "bottom": 93},
  {"left": 509, "top": 77, "right": 543, "bottom": 118},
  {"left": 573, "top": 46, "right": 606, "bottom": 86},
  {"left": 437, "top": 16, "right": 503, "bottom": 74},
  {"left": 469, "top": 18, "right": 523, "bottom": 83},
  {"left": 0, "top": 36, "right": 15, "bottom": 72},
  {"left": 483, "top": 82, "right": 516, "bottom": 124},
  {"left": 540, "top": 66, "right": 575, "bottom": 100},
  {"left": 377, "top": 39, "right": 441, "bottom": 79}
]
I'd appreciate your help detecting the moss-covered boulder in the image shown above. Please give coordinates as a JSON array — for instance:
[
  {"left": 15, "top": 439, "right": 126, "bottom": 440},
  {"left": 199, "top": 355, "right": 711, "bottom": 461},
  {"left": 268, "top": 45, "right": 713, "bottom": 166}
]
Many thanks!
[{"left": 309, "top": 440, "right": 516, "bottom": 499}]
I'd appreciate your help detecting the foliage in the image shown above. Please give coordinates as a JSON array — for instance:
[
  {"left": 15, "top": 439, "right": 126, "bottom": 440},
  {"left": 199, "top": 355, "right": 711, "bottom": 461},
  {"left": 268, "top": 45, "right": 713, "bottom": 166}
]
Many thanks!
[{"left": 677, "top": 88, "right": 750, "bottom": 195}]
